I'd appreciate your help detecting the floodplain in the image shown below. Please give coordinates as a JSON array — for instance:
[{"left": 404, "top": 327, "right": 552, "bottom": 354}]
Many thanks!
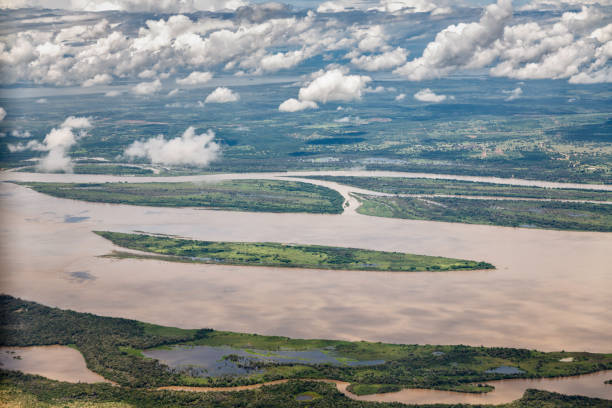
[{"left": 1, "top": 296, "right": 611, "bottom": 406}]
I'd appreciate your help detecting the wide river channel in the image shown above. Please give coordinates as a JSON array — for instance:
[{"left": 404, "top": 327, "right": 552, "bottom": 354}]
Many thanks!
[{"left": 1, "top": 170, "right": 611, "bottom": 356}]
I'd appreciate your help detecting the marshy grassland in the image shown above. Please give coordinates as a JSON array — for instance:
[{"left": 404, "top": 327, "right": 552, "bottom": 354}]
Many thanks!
[
  {"left": 17, "top": 180, "right": 344, "bottom": 214},
  {"left": 2, "top": 295, "right": 610, "bottom": 398},
  {"left": 354, "top": 194, "right": 612, "bottom": 232}
]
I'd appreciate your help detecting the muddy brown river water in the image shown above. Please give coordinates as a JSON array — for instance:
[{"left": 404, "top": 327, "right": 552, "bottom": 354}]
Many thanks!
[
  {"left": 161, "top": 371, "right": 612, "bottom": 404},
  {"left": 0, "top": 345, "right": 109, "bottom": 383},
  {"left": 1, "top": 171, "right": 611, "bottom": 355}
]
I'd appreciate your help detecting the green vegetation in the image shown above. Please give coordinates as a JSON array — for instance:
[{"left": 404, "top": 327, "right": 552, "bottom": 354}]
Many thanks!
[
  {"left": 95, "top": 231, "right": 494, "bottom": 272},
  {"left": 18, "top": 180, "right": 344, "bottom": 214},
  {"left": 347, "top": 383, "right": 402, "bottom": 395},
  {"left": 355, "top": 195, "right": 612, "bottom": 232},
  {"left": 3, "top": 374, "right": 611, "bottom": 408},
  {"left": 2, "top": 295, "right": 611, "bottom": 397},
  {"left": 295, "top": 390, "right": 322, "bottom": 401},
  {"left": 18, "top": 164, "right": 155, "bottom": 175},
  {"left": 305, "top": 176, "right": 612, "bottom": 202},
  {"left": 347, "top": 383, "right": 493, "bottom": 395},
  {"left": 5, "top": 97, "right": 611, "bottom": 184}
]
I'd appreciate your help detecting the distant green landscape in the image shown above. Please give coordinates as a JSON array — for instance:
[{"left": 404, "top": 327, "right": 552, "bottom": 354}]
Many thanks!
[
  {"left": 95, "top": 231, "right": 494, "bottom": 272},
  {"left": 2, "top": 295, "right": 611, "bottom": 407},
  {"left": 304, "top": 176, "right": 612, "bottom": 202},
  {"left": 18, "top": 180, "right": 344, "bottom": 214},
  {"left": 354, "top": 194, "right": 612, "bottom": 232}
]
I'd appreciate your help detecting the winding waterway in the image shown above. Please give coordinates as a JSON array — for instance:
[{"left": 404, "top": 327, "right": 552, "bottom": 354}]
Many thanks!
[
  {"left": 160, "top": 371, "right": 612, "bottom": 405},
  {"left": 1, "top": 345, "right": 609, "bottom": 403},
  {"left": 1, "top": 171, "right": 611, "bottom": 355},
  {"left": 346, "top": 370, "right": 612, "bottom": 404}
]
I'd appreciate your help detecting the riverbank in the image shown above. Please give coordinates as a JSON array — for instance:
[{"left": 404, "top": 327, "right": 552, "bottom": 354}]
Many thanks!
[{"left": 2, "top": 295, "right": 611, "bottom": 398}]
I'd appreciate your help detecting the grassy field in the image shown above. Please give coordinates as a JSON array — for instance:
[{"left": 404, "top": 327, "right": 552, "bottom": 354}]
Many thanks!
[
  {"left": 304, "top": 176, "right": 612, "bottom": 201},
  {"left": 95, "top": 231, "right": 494, "bottom": 272},
  {"left": 2, "top": 295, "right": 611, "bottom": 398},
  {"left": 355, "top": 195, "right": 612, "bottom": 232},
  {"left": 18, "top": 180, "right": 344, "bottom": 214}
]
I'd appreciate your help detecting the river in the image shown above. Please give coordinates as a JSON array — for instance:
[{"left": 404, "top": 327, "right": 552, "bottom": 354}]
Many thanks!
[
  {"left": 161, "top": 371, "right": 612, "bottom": 404},
  {"left": 0, "top": 171, "right": 611, "bottom": 354}
]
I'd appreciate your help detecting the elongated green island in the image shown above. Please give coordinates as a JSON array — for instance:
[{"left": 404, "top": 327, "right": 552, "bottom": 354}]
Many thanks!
[
  {"left": 17, "top": 180, "right": 344, "bottom": 214},
  {"left": 95, "top": 231, "right": 494, "bottom": 272}
]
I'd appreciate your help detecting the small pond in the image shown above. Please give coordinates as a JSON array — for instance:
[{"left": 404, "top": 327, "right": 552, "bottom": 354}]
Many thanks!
[
  {"left": 485, "top": 366, "right": 525, "bottom": 375},
  {"left": 0, "top": 346, "right": 109, "bottom": 383}
]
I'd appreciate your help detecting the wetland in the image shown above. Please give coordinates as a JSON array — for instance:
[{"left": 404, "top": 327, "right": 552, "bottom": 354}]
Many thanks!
[
  {"left": 1, "top": 295, "right": 611, "bottom": 406},
  {"left": 96, "top": 231, "right": 493, "bottom": 272}
]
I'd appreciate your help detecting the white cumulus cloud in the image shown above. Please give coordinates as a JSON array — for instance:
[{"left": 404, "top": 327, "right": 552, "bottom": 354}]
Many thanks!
[
  {"left": 317, "top": 1, "right": 350, "bottom": 13},
  {"left": 351, "top": 48, "right": 408, "bottom": 71},
  {"left": 318, "top": 0, "right": 451, "bottom": 14},
  {"left": 278, "top": 98, "right": 319, "bottom": 112},
  {"left": 414, "top": 88, "right": 447, "bottom": 102},
  {"left": 62, "top": 116, "right": 93, "bottom": 128},
  {"left": 8, "top": 116, "right": 92, "bottom": 173},
  {"left": 521, "top": 0, "right": 612, "bottom": 11},
  {"left": 395, "top": 0, "right": 514, "bottom": 80},
  {"left": 124, "top": 126, "right": 220, "bottom": 167},
  {"left": 0, "top": 107, "right": 5, "bottom": 122},
  {"left": 394, "top": 1, "right": 612, "bottom": 84},
  {"left": 569, "top": 66, "right": 612, "bottom": 84},
  {"left": 375, "top": 0, "right": 452, "bottom": 15},
  {"left": 204, "top": 87, "right": 240, "bottom": 103},
  {"left": 11, "top": 129, "right": 32, "bottom": 138},
  {"left": 82, "top": 73, "right": 113, "bottom": 87},
  {"left": 3, "top": 0, "right": 608, "bottom": 88},
  {"left": 279, "top": 69, "right": 371, "bottom": 112},
  {"left": 132, "top": 79, "right": 162, "bottom": 95},
  {"left": 298, "top": 69, "right": 372, "bottom": 103},
  {"left": 1, "top": 0, "right": 248, "bottom": 12},
  {"left": 176, "top": 71, "right": 213, "bottom": 86},
  {"left": 503, "top": 87, "right": 523, "bottom": 101}
]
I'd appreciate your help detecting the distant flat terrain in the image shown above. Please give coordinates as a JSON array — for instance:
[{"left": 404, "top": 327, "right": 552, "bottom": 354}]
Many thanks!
[
  {"left": 96, "top": 231, "right": 494, "bottom": 272},
  {"left": 355, "top": 195, "right": 612, "bottom": 232}
]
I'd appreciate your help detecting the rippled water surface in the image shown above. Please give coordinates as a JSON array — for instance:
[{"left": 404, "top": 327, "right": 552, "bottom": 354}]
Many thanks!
[{"left": 1, "top": 172, "right": 611, "bottom": 353}]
